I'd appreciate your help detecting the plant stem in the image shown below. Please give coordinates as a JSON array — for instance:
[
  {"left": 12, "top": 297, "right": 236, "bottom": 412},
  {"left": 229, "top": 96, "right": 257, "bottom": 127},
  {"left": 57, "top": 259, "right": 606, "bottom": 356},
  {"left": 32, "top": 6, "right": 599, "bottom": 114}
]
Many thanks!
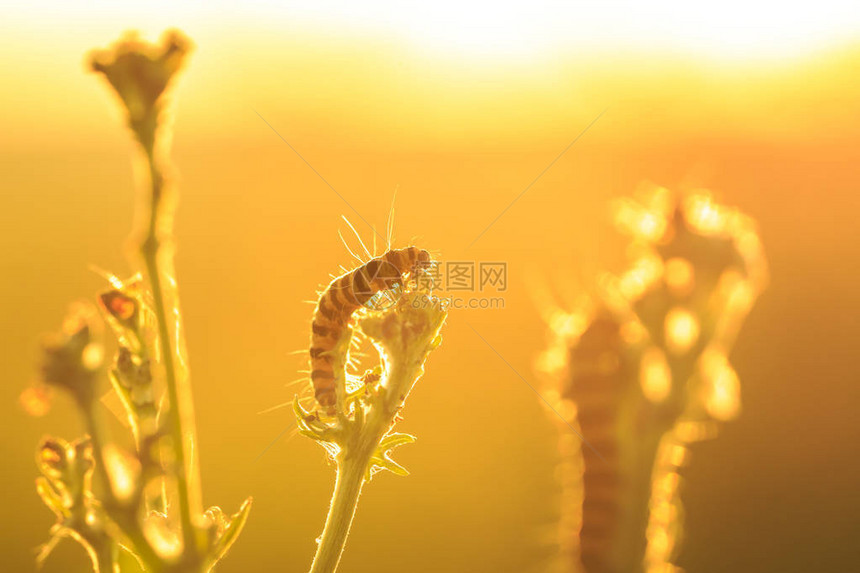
[
  {"left": 83, "top": 403, "right": 162, "bottom": 570},
  {"left": 307, "top": 367, "right": 406, "bottom": 573},
  {"left": 92, "top": 539, "right": 117, "bottom": 573},
  {"left": 309, "top": 452, "right": 369, "bottom": 573},
  {"left": 307, "top": 300, "right": 445, "bottom": 573},
  {"left": 139, "top": 143, "right": 199, "bottom": 556}
]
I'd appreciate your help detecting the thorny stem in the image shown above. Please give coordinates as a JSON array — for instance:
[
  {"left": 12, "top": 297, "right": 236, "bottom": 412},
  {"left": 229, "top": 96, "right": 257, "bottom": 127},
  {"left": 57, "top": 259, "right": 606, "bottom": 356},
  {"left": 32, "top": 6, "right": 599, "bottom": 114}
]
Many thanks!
[
  {"left": 308, "top": 407, "right": 391, "bottom": 573},
  {"left": 308, "top": 298, "right": 446, "bottom": 573},
  {"left": 138, "top": 142, "right": 199, "bottom": 557},
  {"left": 309, "top": 452, "right": 369, "bottom": 573}
]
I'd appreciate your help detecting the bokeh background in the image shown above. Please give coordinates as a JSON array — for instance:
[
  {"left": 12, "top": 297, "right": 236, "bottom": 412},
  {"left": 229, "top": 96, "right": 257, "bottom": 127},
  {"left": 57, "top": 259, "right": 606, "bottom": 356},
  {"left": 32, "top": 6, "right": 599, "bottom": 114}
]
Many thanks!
[{"left": 1, "top": 2, "right": 859, "bottom": 572}]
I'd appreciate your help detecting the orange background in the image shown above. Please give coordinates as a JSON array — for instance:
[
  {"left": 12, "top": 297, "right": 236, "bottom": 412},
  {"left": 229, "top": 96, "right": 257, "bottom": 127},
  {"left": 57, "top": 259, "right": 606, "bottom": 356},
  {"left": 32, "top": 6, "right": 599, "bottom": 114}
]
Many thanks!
[{"left": 1, "top": 5, "right": 859, "bottom": 572}]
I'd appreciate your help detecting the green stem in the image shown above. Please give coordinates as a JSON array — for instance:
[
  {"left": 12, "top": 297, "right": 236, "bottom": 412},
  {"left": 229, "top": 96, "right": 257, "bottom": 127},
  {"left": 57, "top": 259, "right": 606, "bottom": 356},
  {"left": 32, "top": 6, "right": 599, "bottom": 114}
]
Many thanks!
[
  {"left": 309, "top": 453, "right": 369, "bottom": 573},
  {"left": 139, "top": 144, "right": 198, "bottom": 556}
]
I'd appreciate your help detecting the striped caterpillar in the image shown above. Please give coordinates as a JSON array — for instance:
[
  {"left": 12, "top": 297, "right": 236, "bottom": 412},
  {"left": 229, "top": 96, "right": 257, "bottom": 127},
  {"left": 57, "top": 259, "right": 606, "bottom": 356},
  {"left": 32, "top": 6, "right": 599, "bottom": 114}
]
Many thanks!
[
  {"left": 540, "top": 187, "right": 766, "bottom": 573},
  {"left": 309, "top": 246, "right": 431, "bottom": 410},
  {"left": 563, "top": 312, "right": 667, "bottom": 573}
]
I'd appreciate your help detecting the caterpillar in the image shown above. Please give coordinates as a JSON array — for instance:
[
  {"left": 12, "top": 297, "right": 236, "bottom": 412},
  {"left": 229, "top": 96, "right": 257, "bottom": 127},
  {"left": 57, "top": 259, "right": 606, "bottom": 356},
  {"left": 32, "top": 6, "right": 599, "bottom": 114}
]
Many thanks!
[
  {"left": 544, "top": 188, "right": 767, "bottom": 573},
  {"left": 564, "top": 312, "right": 653, "bottom": 573},
  {"left": 309, "top": 246, "right": 431, "bottom": 411}
]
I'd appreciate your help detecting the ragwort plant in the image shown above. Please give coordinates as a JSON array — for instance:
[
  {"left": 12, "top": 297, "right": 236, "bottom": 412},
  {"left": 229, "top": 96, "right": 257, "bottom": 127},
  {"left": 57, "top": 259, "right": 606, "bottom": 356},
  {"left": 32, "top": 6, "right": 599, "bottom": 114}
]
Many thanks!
[{"left": 24, "top": 31, "right": 251, "bottom": 573}]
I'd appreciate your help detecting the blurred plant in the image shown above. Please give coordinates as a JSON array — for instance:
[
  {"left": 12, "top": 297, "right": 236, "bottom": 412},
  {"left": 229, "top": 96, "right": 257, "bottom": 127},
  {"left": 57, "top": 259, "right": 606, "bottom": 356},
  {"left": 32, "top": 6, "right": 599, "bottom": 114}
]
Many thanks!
[
  {"left": 537, "top": 184, "right": 767, "bottom": 573},
  {"left": 295, "top": 275, "right": 448, "bottom": 573},
  {"left": 23, "top": 31, "right": 251, "bottom": 572}
]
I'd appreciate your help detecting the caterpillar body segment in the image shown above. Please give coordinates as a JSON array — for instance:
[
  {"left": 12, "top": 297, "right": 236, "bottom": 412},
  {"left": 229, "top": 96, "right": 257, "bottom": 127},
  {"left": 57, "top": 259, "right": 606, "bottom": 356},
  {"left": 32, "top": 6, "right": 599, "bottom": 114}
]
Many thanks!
[{"left": 309, "top": 246, "right": 431, "bottom": 411}]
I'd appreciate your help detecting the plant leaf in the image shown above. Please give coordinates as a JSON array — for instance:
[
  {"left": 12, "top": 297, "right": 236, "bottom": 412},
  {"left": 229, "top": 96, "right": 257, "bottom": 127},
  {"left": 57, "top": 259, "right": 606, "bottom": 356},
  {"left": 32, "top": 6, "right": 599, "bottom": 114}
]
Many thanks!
[
  {"left": 375, "top": 456, "right": 409, "bottom": 477},
  {"left": 209, "top": 496, "right": 253, "bottom": 565},
  {"left": 379, "top": 432, "right": 416, "bottom": 452}
]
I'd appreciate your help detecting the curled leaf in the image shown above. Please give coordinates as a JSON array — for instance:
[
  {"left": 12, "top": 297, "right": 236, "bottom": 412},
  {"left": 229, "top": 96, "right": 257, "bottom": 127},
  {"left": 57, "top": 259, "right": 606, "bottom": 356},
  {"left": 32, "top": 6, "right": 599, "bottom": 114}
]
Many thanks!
[{"left": 37, "top": 438, "right": 69, "bottom": 481}]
